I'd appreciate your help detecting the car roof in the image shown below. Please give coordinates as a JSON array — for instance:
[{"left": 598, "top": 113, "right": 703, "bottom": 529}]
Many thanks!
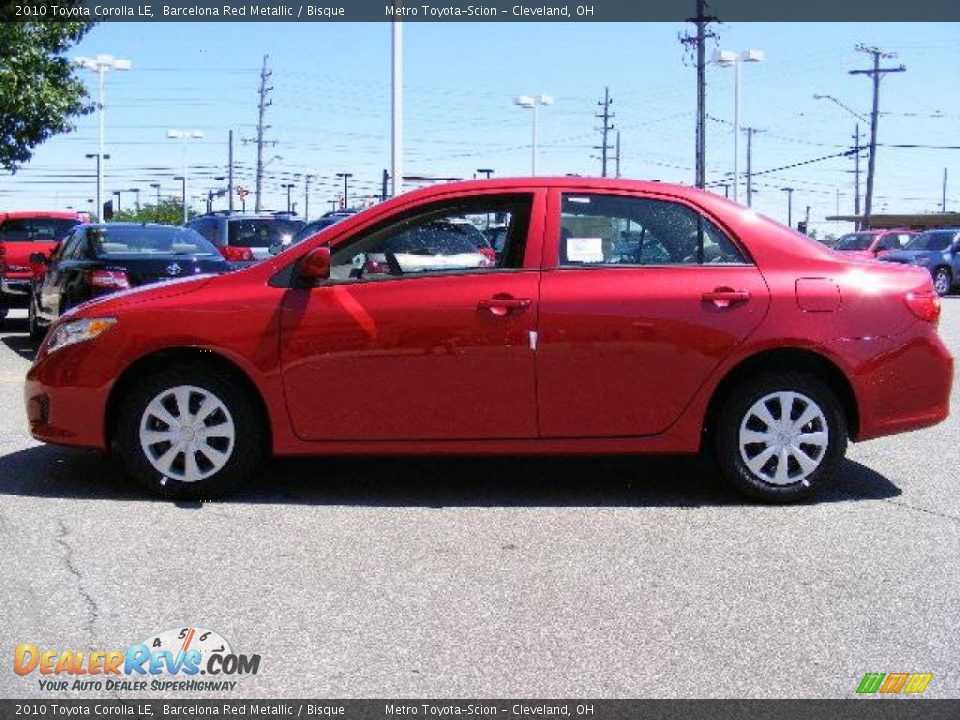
[{"left": 1, "top": 210, "right": 82, "bottom": 221}]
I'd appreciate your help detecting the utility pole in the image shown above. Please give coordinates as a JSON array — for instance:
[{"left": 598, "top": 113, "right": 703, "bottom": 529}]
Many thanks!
[
  {"left": 849, "top": 45, "right": 905, "bottom": 229},
  {"left": 228, "top": 130, "right": 235, "bottom": 212},
  {"left": 743, "top": 127, "right": 762, "bottom": 207},
  {"left": 943, "top": 168, "right": 948, "bottom": 212},
  {"left": 615, "top": 131, "right": 621, "bottom": 178},
  {"left": 781, "top": 187, "right": 795, "bottom": 227},
  {"left": 251, "top": 55, "right": 274, "bottom": 213},
  {"left": 681, "top": 0, "right": 716, "bottom": 188},
  {"left": 337, "top": 172, "right": 353, "bottom": 209},
  {"left": 852, "top": 124, "right": 863, "bottom": 227},
  {"left": 594, "top": 86, "right": 615, "bottom": 177}
]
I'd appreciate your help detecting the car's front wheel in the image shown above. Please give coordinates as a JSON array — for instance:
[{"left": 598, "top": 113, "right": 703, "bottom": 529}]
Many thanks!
[
  {"left": 115, "top": 365, "right": 266, "bottom": 499},
  {"left": 932, "top": 267, "right": 952, "bottom": 297},
  {"left": 714, "top": 372, "right": 848, "bottom": 502}
]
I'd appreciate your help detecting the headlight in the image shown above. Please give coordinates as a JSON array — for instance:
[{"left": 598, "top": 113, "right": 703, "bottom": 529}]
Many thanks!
[{"left": 45, "top": 317, "right": 116, "bottom": 354}]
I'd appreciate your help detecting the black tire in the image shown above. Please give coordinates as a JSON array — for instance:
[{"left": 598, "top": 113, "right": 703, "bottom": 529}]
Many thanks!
[
  {"left": 27, "top": 299, "right": 45, "bottom": 342},
  {"left": 115, "top": 364, "right": 266, "bottom": 500},
  {"left": 0, "top": 306, "right": 8, "bottom": 328},
  {"left": 713, "top": 371, "right": 848, "bottom": 503},
  {"left": 932, "top": 267, "right": 952, "bottom": 297}
]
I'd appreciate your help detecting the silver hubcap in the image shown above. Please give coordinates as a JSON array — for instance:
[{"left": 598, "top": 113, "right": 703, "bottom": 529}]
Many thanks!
[
  {"left": 738, "top": 391, "right": 829, "bottom": 486},
  {"left": 139, "top": 385, "right": 236, "bottom": 483},
  {"left": 934, "top": 271, "right": 949, "bottom": 295}
]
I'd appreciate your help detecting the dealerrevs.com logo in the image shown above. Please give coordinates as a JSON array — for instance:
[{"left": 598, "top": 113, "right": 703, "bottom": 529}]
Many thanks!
[
  {"left": 856, "top": 672, "right": 933, "bottom": 696},
  {"left": 13, "top": 626, "right": 261, "bottom": 692}
]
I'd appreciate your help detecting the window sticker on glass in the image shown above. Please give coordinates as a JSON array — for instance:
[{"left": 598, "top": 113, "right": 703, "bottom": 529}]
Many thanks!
[
  {"left": 566, "top": 196, "right": 592, "bottom": 204},
  {"left": 566, "top": 237, "right": 604, "bottom": 263}
]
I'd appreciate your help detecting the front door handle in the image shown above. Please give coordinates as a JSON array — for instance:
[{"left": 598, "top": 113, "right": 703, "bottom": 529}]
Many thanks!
[
  {"left": 477, "top": 296, "right": 532, "bottom": 317},
  {"left": 702, "top": 288, "right": 751, "bottom": 308}
]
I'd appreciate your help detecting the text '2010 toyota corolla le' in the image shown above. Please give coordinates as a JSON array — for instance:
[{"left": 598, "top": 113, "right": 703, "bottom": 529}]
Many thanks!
[{"left": 25, "top": 179, "right": 953, "bottom": 502}]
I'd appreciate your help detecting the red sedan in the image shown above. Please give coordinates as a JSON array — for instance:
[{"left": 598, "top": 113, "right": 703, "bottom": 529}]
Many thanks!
[{"left": 24, "top": 179, "right": 953, "bottom": 502}]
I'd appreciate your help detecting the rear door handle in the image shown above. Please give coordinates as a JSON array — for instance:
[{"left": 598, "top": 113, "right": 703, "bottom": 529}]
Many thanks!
[
  {"left": 477, "top": 296, "right": 532, "bottom": 316},
  {"left": 701, "top": 288, "right": 751, "bottom": 308}
]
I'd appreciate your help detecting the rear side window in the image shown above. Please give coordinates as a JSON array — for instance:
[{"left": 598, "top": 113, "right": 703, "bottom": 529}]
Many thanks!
[
  {"left": 228, "top": 219, "right": 304, "bottom": 247},
  {"left": 0, "top": 218, "right": 79, "bottom": 242},
  {"left": 559, "top": 193, "right": 747, "bottom": 266}
]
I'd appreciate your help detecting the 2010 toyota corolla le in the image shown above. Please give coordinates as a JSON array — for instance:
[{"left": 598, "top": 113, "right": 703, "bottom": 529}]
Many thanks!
[{"left": 25, "top": 179, "right": 953, "bottom": 502}]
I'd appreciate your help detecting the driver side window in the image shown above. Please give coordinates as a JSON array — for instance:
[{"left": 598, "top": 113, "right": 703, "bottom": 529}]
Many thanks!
[{"left": 328, "top": 194, "right": 532, "bottom": 283}]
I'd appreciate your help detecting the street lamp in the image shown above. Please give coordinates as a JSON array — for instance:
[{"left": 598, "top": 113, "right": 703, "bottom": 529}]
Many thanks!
[
  {"left": 714, "top": 49, "right": 764, "bottom": 203},
  {"left": 282, "top": 183, "right": 295, "bottom": 213},
  {"left": 336, "top": 172, "right": 353, "bottom": 209},
  {"left": 167, "top": 129, "right": 204, "bottom": 224},
  {"left": 781, "top": 187, "right": 795, "bottom": 228},
  {"left": 129, "top": 187, "right": 141, "bottom": 212},
  {"left": 514, "top": 94, "right": 553, "bottom": 176},
  {"left": 73, "top": 54, "right": 131, "bottom": 227},
  {"left": 149, "top": 183, "right": 161, "bottom": 205},
  {"left": 476, "top": 168, "right": 494, "bottom": 179}
]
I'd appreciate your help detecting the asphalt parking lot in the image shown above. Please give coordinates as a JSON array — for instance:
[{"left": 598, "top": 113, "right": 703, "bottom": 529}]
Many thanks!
[{"left": 0, "top": 301, "right": 958, "bottom": 700}]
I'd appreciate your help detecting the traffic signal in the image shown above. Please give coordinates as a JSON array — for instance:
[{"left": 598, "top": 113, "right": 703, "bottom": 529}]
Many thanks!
[{"left": 797, "top": 221, "right": 808, "bottom": 234}]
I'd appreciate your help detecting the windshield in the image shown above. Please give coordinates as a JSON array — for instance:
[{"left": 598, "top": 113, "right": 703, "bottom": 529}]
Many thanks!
[
  {"left": 0, "top": 218, "right": 80, "bottom": 242},
  {"left": 88, "top": 226, "right": 219, "bottom": 256},
  {"left": 905, "top": 231, "right": 953, "bottom": 252},
  {"left": 834, "top": 233, "right": 875, "bottom": 251},
  {"left": 228, "top": 218, "right": 304, "bottom": 247}
]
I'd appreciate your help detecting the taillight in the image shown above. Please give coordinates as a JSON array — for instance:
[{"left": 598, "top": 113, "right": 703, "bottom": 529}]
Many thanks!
[
  {"left": 220, "top": 246, "right": 254, "bottom": 262},
  {"left": 0, "top": 244, "right": 6, "bottom": 272},
  {"left": 86, "top": 269, "right": 130, "bottom": 289},
  {"left": 479, "top": 247, "right": 496, "bottom": 263},
  {"left": 905, "top": 290, "right": 940, "bottom": 323}
]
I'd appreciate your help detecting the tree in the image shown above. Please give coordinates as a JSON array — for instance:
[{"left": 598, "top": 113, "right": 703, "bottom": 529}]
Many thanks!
[
  {"left": 0, "top": 20, "right": 95, "bottom": 171},
  {"left": 113, "top": 199, "right": 195, "bottom": 226}
]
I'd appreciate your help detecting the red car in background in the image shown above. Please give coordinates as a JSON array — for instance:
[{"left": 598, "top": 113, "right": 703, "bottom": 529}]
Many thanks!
[
  {"left": 832, "top": 228, "right": 914, "bottom": 260},
  {"left": 24, "top": 179, "right": 953, "bottom": 503},
  {"left": 0, "top": 211, "right": 83, "bottom": 328}
]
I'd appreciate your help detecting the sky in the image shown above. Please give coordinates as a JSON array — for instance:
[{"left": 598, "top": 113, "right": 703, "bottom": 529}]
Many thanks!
[{"left": 1, "top": 20, "right": 957, "bottom": 236}]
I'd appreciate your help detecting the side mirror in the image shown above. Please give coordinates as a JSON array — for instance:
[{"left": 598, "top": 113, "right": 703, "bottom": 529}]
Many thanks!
[
  {"left": 29, "top": 252, "right": 49, "bottom": 265},
  {"left": 297, "top": 246, "right": 331, "bottom": 285}
]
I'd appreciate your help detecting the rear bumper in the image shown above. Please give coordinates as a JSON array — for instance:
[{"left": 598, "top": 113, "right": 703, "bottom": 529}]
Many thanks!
[{"left": 840, "top": 326, "right": 954, "bottom": 441}]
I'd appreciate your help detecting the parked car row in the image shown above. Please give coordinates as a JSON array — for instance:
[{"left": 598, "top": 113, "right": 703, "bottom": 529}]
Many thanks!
[
  {"left": 832, "top": 227, "right": 960, "bottom": 296},
  {"left": 17, "top": 178, "right": 953, "bottom": 505}
]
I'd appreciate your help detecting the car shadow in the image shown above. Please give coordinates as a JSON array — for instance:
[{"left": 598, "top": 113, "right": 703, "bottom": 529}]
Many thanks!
[
  {"left": 0, "top": 444, "right": 902, "bottom": 508},
  {"left": 0, "top": 318, "right": 38, "bottom": 361}
]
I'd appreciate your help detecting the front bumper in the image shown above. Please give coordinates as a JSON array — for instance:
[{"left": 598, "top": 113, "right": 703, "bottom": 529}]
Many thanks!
[
  {"left": 24, "top": 341, "right": 119, "bottom": 450},
  {"left": 0, "top": 277, "right": 32, "bottom": 306}
]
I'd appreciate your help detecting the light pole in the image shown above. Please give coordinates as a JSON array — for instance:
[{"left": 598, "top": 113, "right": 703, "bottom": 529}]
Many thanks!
[
  {"left": 391, "top": 19, "right": 404, "bottom": 197},
  {"left": 113, "top": 190, "right": 122, "bottom": 214},
  {"left": 714, "top": 49, "right": 764, "bottom": 203},
  {"left": 149, "top": 183, "right": 161, "bottom": 205},
  {"left": 129, "top": 187, "right": 141, "bottom": 212},
  {"left": 304, "top": 174, "right": 314, "bottom": 219},
  {"left": 336, "top": 172, "right": 353, "bottom": 209},
  {"left": 514, "top": 95, "right": 553, "bottom": 176},
  {"left": 73, "top": 54, "right": 131, "bottom": 226},
  {"left": 173, "top": 176, "right": 187, "bottom": 220},
  {"left": 167, "top": 129, "right": 204, "bottom": 224},
  {"left": 282, "top": 183, "right": 295, "bottom": 213},
  {"left": 476, "top": 168, "right": 494, "bottom": 179},
  {"left": 781, "top": 187, "right": 795, "bottom": 228},
  {"left": 84, "top": 152, "right": 110, "bottom": 219}
]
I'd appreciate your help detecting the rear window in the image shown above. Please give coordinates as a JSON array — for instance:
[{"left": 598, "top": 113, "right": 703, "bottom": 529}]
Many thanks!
[
  {"left": 87, "top": 226, "right": 219, "bottom": 256},
  {"left": 228, "top": 219, "right": 304, "bottom": 247},
  {"left": 834, "top": 233, "right": 875, "bottom": 251},
  {"left": 0, "top": 218, "right": 79, "bottom": 242}
]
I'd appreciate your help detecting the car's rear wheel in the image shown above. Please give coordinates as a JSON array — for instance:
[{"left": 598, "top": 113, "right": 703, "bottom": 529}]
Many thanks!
[
  {"left": 714, "top": 372, "right": 847, "bottom": 502},
  {"left": 932, "top": 267, "right": 952, "bottom": 297},
  {"left": 115, "top": 366, "right": 266, "bottom": 499}
]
